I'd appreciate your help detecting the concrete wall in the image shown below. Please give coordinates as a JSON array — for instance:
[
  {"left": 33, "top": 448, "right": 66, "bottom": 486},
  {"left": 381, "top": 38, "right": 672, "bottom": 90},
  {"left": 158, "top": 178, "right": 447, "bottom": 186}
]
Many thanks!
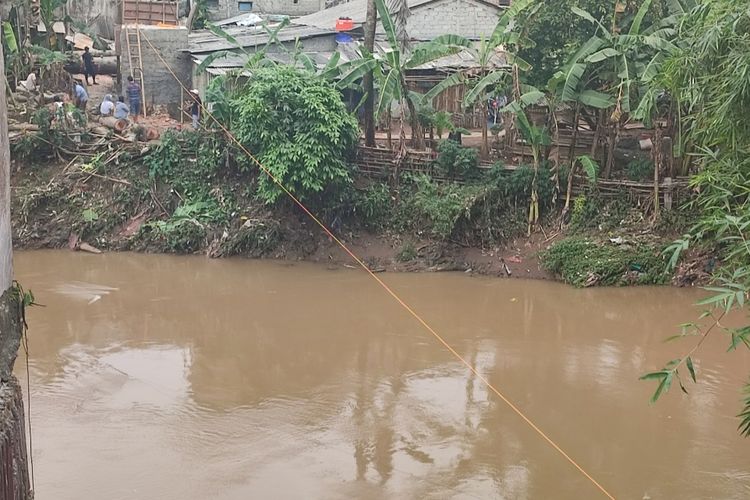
[
  {"left": 68, "top": 0, "right": 120, "bottom": 39},
  {"left": 119, "top": 26, "right": 192, "bottom": 107},
  {"left": 376, "top": 0, "right": 501, "bottom": 40},
  {"left": 207, "top": 0, "right": 326, "bottom": 21}
]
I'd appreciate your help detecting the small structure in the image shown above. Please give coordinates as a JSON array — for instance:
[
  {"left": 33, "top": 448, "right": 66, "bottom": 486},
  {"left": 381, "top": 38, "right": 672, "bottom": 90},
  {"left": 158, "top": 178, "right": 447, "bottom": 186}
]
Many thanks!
[{"left": 117, "top": 1, "right": 191, "bottom": 110}]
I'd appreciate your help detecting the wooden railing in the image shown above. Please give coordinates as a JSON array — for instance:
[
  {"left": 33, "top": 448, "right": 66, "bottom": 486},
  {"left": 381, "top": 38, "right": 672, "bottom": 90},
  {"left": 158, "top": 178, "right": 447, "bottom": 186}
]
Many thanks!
[{"left": 355, "top": 145, "right": 690, "bottom": 207}]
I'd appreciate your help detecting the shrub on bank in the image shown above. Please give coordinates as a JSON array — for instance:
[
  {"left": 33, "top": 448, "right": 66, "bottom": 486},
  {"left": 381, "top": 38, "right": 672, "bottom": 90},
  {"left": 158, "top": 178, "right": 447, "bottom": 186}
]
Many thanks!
[{"left": 540, "top": 237, "right": 669, "bottom": 287}]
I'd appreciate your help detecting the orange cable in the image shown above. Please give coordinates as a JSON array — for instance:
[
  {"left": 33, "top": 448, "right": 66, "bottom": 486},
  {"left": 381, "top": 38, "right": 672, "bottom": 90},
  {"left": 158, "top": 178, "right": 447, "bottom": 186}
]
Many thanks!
[{"left": 139, "top": 30, "right": 616, "bottom": 500}]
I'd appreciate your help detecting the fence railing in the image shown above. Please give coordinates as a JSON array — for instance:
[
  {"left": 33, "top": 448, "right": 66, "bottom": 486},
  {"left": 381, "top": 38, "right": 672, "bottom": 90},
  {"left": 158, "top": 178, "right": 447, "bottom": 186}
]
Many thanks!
[{"left": 355, "top": 145, "right": 690, "bottom": 207}]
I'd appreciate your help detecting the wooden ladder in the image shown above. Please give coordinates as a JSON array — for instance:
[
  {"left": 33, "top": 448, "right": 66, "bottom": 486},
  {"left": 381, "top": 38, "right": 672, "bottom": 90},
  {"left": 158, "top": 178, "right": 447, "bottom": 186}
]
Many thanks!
[{"left": 125, "top": 23, "right": 147, "bottom": 117}]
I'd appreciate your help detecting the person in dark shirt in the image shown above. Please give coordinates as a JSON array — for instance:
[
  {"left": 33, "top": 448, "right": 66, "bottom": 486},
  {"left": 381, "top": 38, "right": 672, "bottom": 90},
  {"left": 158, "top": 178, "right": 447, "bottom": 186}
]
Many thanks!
[
  {"left": 82, "top": 47, "right": 96, "bottom": 85},
  {"left": 189, "top": 89, "right": 202, "bottom": 130},
  {"left": 126, "top": 76, "right": 141, "bottom": 122}
]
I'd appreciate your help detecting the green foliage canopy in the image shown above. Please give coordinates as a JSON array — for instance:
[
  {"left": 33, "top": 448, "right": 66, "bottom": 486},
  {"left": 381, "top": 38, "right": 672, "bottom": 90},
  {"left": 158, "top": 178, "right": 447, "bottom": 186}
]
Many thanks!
[{"left": 231, "top": 66, "right": 359, "bottom": 205}]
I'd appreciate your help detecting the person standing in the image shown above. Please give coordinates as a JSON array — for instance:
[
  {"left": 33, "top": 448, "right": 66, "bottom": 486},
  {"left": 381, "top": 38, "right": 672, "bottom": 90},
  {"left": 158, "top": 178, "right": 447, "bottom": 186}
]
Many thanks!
[
  {"left": 189, "top": 89, "right": 202, "bottom": 130},
  {"left": 82, "top": 47, "right": 97, "bottom": 85},
  {"left": 126, "top": 76, "right": 141, "bottom": 122},
  {"left": 73, "top": 81, "right": 88, "bottom": 111}
]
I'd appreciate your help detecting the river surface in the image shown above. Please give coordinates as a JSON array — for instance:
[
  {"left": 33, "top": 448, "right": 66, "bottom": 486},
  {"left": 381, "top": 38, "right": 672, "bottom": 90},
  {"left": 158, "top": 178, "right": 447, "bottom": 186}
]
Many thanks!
[{"left": 13, "top": 251, "right": 750, "bottom": 499}]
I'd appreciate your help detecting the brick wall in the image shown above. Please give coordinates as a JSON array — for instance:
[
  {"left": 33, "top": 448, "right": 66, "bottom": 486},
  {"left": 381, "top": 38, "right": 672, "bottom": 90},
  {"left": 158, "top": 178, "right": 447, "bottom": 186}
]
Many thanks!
[
  {"left": 376, "top": 0, "right": 502, "bottom": 41},
  {"left": 119, "top": 26, "right": 192, "bottom": 108},
  {"left": 208, "top": 0, "right": 326, "bottom": 21}
]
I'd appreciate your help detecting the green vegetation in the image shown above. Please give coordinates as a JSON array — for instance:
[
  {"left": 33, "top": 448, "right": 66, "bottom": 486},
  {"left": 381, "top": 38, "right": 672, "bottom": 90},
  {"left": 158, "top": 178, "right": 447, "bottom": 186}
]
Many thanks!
[
  {"left": 231, "top": 66, "right": 359, "bottom": 206},
  {"left": 540, "top": 237, "right": 668, "bottom": 287}
]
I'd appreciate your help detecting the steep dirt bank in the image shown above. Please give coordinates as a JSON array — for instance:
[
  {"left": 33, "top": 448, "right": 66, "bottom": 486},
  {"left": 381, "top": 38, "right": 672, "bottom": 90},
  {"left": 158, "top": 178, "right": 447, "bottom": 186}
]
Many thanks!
[{"left": 10, "top": 161, "right": 555, "bottom": 279}]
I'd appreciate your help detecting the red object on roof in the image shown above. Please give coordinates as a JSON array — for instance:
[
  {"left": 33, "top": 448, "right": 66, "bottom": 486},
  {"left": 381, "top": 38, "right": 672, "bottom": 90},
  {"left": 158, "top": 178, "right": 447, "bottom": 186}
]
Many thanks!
[{"left": 335, "top": 17, "right": 354, "bottom": 31}]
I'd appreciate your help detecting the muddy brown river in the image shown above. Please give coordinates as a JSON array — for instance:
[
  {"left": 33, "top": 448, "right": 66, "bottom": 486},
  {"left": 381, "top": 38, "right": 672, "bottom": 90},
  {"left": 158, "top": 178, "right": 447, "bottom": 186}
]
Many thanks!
[{"left": 13, "top": 251, "right": 750, "bottom": 499}]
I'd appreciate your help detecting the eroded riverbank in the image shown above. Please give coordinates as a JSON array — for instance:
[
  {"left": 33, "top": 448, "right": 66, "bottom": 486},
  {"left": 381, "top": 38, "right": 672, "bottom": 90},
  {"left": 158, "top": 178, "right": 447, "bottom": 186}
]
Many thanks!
[{"left": 14, "top": 251, "right": 750, "bottom": 499}]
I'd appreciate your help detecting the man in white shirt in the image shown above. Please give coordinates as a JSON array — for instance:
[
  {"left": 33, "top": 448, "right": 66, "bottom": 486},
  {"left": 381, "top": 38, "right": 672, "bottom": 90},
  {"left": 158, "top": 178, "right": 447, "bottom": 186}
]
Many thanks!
[{"left": 99, "top": 95, "right": 115, "bottom": 116}]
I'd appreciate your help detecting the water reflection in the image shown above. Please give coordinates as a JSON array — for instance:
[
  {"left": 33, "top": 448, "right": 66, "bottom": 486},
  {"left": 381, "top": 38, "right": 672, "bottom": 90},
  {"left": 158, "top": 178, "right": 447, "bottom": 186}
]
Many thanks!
[{"left": 13, "top": 251, "right": 750, "bottom": 499}]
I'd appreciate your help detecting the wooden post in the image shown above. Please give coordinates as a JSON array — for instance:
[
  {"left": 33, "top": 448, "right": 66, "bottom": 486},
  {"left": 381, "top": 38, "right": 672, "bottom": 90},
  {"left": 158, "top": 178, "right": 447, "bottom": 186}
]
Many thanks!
[
  {"left": 652, "top": 126, "right": 663, "bottom": 218},
  {"left": 663, "top": 177, "right": 673, "bottom": 211},
  {"left": 663, "top": 136, "right": 674, "bottom": 179}
]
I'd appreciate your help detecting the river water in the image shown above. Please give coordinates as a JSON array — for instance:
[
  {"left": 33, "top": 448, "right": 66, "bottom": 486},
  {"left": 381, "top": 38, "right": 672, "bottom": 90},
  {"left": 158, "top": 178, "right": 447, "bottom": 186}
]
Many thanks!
[{"left": 13, "top": 251, "right": 750, "bottom": 499}]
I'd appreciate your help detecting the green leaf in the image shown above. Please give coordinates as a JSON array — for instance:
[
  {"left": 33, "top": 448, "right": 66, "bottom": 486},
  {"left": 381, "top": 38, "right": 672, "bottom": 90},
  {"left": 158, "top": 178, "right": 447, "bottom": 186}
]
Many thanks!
[
  {"left": 652, "top": 372, "right": 673, "bottom": 403},
  {"left": 578, "top": 90, "right": 614, "bottom": 109},
  {"left": 82, "top": 208, "right": 99, "bottom": 222},
  {"left": 571, "top": 6, "right": 608, "bottom": 33},
  {"left": 629, "top": 0, "right": 653, "bottom": 36},
  {"left": 686, "top": 356, "right": 696, "bottom": 383},
  {"left": 422, "top": 72, "right": 465, "bottom": 103},
  {"left": 462, "top": 71, "right": 509, "bottom": 108},
  {"left": 586, "top": 48, "right": 620, "bottom": 63},
  {"left": 576, "top": 155, "right": 599, "bottom": 184},
  {"left": 207, "top": 23, "right": 246, "bottom": 53},
  {"left": 195, "top": 51, "right": 233, "bottom": 74},
  {"left": 640, "top": 371, "right": 668, "bottom": 381},
  {"left": 335, "top": 57, "right": 376, "bottom": 89},
  {"left": 2, "top": 22, "right": 18, "bottom": 54},
  {"left": 374, "top": 0, "right": 399, "bottom": 54}
]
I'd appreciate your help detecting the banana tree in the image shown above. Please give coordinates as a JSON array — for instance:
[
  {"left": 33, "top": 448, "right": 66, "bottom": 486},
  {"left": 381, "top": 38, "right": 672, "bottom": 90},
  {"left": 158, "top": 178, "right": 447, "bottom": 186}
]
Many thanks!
[
  {"left": 502, "top": 87, "right": 550, "bottom": 234},
  {"left": 546, "top": 38, "right": 615, "bottom": 212},
  {"left": 420, "top": 0, "right": 537, "bottom": 158},
  {"left": 570, "top": 0, "right": 681, "bottom": 177},
  {"left": 371, "top": 0, "right": 472, "bottom": 151}
]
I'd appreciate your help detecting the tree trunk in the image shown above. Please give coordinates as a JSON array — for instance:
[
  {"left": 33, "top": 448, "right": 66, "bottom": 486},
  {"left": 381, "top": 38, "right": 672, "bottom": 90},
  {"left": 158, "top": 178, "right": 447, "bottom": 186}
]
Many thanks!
[
  {"left": 603, "top": 123, "right": 618, "bottom": 179},
  {"left": 0, "top": 41, "right": 12, "bottom": 291},
  {"left": 590, "top": 108, "right": 604, "bottom": 162},
  {"left": 480, "top": 115, "right": 489, "bottom": 159},
  {"left": 363, "top": 0, "right": 377, "bottom": 147},
  {"left": 186, "top": 1, "right": 198, "bottom": 33},
  {"left": 568, "top": 104, "right": 580, "bottom": 170},
  {"left": 403, "top": 89, "right": 422, "bottom": 150}
]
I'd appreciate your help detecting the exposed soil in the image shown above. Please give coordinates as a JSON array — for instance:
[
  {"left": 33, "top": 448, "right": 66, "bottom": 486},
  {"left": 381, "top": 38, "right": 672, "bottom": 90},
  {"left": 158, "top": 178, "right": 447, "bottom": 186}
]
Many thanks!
[{"left": 10, "top": 160, "right": 557, "bottom": 281}]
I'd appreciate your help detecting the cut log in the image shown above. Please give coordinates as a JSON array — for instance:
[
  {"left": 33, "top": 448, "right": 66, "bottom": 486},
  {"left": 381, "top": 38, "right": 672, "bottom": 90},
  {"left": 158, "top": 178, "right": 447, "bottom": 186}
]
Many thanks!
[
  {"left": 98, "top": 116, "right": 128, "bottom": 132},
  {"left": 145, "top": 128, "right": 160, "bottom": 141},
  {"left": 7, "top": 123, "right": 39, "bottom": 132}
]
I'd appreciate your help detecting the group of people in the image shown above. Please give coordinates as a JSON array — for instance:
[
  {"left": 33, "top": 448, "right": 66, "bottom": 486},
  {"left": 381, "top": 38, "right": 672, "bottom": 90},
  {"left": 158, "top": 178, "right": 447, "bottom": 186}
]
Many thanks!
[{"left": 71, "top": 75, "right": 142, "bottom": 120}]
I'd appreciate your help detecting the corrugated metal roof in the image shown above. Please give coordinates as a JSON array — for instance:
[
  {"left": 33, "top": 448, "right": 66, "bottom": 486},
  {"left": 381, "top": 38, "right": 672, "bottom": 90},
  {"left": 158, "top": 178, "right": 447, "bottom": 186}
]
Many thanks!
[
  {"left": 192, "top": 39, "right": 506, "bottom": 75},
  {"left": 188, "top": 24, "right": 335, "bottom": 54}
]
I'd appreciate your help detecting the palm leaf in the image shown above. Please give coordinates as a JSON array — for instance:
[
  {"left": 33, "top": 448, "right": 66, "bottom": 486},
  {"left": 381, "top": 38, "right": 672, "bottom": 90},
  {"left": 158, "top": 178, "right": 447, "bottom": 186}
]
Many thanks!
[
  {"left": 491, "top": 0, "right": 534, "bottom": 44},
  {"left": 375, "top": 68, "right": 400, "bottom": 118},
  {"left": 578, "top": 90, "right": 615, "bottom": 109},
  {"left": 462, "top": 70, "right": 509, "bottom": 108},
  {"left": 207, "top": 23, "right": 247, "bottom": 54},
  {"left": 195, "top": 50, "right": 233, "bottom": 74},
  {"left": 571, "top": 6, "right": 608, "bottom": 34},
  {"left": 335, "top": 57, "right": 377, "bottom": 89},
  {"left": 629, "top": 0, "right": 653, "bottom": 36},
  {"left": 422, "top": 71, "right": 465, "bottom": 103},
  {"left": 576, "top": 155, "right": 600, "bottom": 184},
  {"left": 559, "top": 63, "right": 585, "bottom": 102},
  {"left": 374, "top": 0, "right": 399, "bottom": 54},
  {"left": 586, "top": 48, "right": 620, "bottom": 63},
  {"left": 320, "top": 51, "right": 342, "bottom": 80},
  {"left": 2, "top": 22, "right": 18, "bottom": 54}
]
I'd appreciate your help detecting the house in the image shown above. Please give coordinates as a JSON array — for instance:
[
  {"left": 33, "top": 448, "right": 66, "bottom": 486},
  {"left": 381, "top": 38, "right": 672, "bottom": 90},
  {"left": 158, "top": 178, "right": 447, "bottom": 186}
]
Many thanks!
[
  {"left": 188, "top": 23, "right": 338, "bottom": 95},
  {"left": 206, "top": 0, "right": 328, "bottom": 22},
  {"left": 293, "top": 0, "right": 507, "bottom": 40}
]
